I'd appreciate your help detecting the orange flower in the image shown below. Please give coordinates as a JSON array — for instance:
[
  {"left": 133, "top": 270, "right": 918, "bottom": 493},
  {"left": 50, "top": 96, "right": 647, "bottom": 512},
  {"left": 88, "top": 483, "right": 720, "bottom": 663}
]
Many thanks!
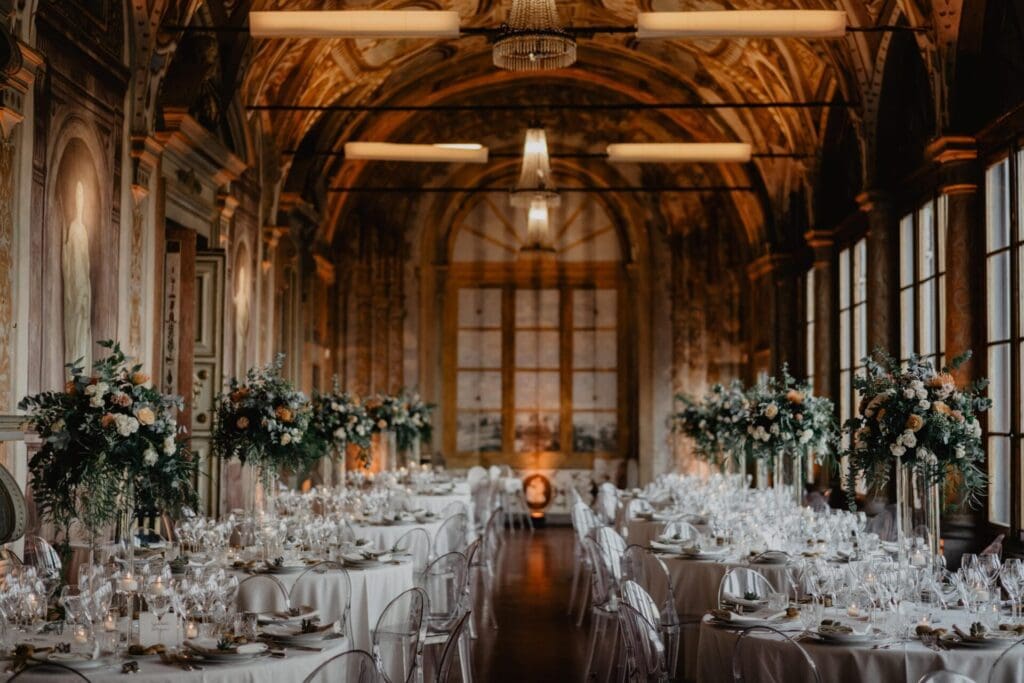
[
  {"left": 64, "top": 381, "right": 77, "bottom": 395},
  {"left": 876, "top": 408, "right": 886, "bottom": 422},
  {"left": 786, "top": 389, "right": 805, "bottom": 405},
  {"left": 230, "top": 388, "right": 250, "bottom": 403},
  {"left": 131, "top": 372, "right": 149, "bottom": 385},
  {"left": 236, "top": 416, "right": 250, "bottom": 430},
  {"left": 932, "top": 401, "right": 952, "bottom": 416},
  {"left": 135, "top": 407, "right": 156, "bottom": 425},
  {"left": 100, "top": 413, "right": 116, "bottom": 429},
  {"left": 275, "top": 406, "right": 293, "bottom": 423},
  {"left": 905, "top": 414, "right": 924, "bottom": 432},
  {"left": 928, "top": 373, "right": 956, "bottom": 390}
]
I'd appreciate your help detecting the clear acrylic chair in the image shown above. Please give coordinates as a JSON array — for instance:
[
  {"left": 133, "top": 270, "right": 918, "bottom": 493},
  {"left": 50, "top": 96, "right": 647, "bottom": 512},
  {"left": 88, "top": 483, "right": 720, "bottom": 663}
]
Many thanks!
[
  {"left": 468, "top": 509, "right": 503, "bottom": 633},
  {"left": 498, "top": 466, "right": 533, "bottom": 532},
  {"left": 594, "top": 526, "right": 628, "bottom": 581},
  {"left": 619, "top": 560, "right": 681, "bottom": 679},
  {"left": 420, "top": 552, "right": 471, "bottom": 681},
  {"left": 595, "top": 482, "right": 619, "bottom": 525},
  {"left": 659, "top": 520, "right": 701, "bottom": 545},
  {"left": 732, "top": 625, "right": 821, "bottom": 683},
  {"left": 617, "top": 602, "right": 670, "bottom": 683},
  {"left": 570, "top": 503, "right": 603, "bottom": 623},
  {"left": 237, "top": 573, "right": 290, "bottom": 614},
  {"left": 581, "top": 536, "right": 624, "bottom": 683},
  {"left": 988, "top": 636, "right": 1024, "bottom": 682},
  {"left": 392, "top": 527, "right": 432, "bottom": 578},
  {"left": 435, "top": 611, "right": 472, "bottom": 682},
  {"left": 289, "top": 561, "right": 351, "bottom": 635},
  {"left": 919, "top": 673, "right": 977, "bottom": 683},
  {"left": 8, "top": 661, "right": 92, "bottom": 681},
  {"left": 718, "top": 567, "right": 776, "bottom": 608},
  {"left": 372, "top": 586, "right": 427, "bottom": 683},
  {"left": 441, "top": 501, "right": 469, "bottom": 520},
  {"left": 433, "top": 512, "right": 470, "bottom": 558},
  {"left": 304, "top": 649, "right": 382, "bottom": 683}
]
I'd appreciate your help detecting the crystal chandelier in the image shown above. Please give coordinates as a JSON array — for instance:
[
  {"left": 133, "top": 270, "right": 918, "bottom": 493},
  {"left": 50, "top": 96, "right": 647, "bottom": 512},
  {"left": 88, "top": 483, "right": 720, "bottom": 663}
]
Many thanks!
[{"left": 493, "top": 0, "right": 576, "bottom": 72}]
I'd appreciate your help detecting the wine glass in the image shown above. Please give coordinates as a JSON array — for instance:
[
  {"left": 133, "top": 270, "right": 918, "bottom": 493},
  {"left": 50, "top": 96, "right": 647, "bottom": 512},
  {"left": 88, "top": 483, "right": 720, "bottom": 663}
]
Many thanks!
[
  {"left": 976, "top": 553, "right": 1002, "bottom": 595},
  {"left": 144, "top": 577, "right": 172, "bottom": 639}
]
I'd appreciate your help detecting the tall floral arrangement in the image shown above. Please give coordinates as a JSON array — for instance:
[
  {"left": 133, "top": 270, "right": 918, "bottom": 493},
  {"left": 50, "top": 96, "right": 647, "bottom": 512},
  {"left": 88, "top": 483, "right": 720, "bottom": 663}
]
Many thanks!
[
  {"left": 843, "top": 351, "right": 989, "bottom": 504},
  {"left": 211, "top": 355, "right": 313, "bottom": 481},
  {"left": 309, "top": 379, "right": 374, "bottom": 467},
  {"left": 742, "top": 368, "right": 837, "bottom": 463},
  {"left": 18, "top": 341, "right": 197, "bottom": 546},
  {"left": 672, "top": 381, "right": 749, "bottom": 467},
  {"left": 366, "top": 392, "right": 435, "bottom": 452}
]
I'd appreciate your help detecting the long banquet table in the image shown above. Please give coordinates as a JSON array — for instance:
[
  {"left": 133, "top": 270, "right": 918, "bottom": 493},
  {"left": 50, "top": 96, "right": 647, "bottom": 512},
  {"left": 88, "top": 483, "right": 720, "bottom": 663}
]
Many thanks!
[{"left": 697, "top": 611, "right": 1024, "bottom": 683}]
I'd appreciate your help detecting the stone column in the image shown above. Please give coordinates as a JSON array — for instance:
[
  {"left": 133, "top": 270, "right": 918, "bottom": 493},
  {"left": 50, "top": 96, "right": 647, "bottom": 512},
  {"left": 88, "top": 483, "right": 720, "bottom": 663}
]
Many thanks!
[
  {"left": 858, "top": 191, "right": 900, "bottom": 357},
  {"left": 746, "top": 253, "right": 800, "bottom": 377},
  {"left": 927, "top": 136, "right": 984, "bottom": 384},
  {"left": 805, "top": 230, "right": 838, "bottom": 400},
  {"left": 128, "top": 135, "right": 162, "bottom": 361}
]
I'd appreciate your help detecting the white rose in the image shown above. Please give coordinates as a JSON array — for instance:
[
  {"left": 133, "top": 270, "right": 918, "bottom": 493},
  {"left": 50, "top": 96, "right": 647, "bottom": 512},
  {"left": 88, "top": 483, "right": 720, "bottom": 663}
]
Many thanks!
[
  {"left": 281, "top": 433, "right": 292, "bottom": 445},
  {"left": 163, "top": 435, "right": 176, "bottom": 455},
  {"left": 356, "top": 425, "right": 366, "bottom": 436},
  {"left": 890, "top": 444, "right": 906, "bottom": 457},
  {"left": 143, "top": 448, "right": 159, "bottom": 466},
  {"left": 800, "top": 429, "right": 813, "bottom": 444},
  {"left": 918, "top": 400, "right": 931, "bottom": 410},
  {"left": 902, "top": 431, "right": 917, "bottom": 448},
  {"left": 955, "top": 445, "right": 966, "bottom": 459},
  {"left": 114, "top": 414, "right": 139, "bottom": 436},
  {"left": 770, "top": 424, "right": 780, "bottom": 436},
  {"left": 377, "top": 419, "right": 388, "bottom": 430},
  {"left": 970, "top": 420, "right": 982, "bottom": 438},
  {"left": 333, "top": 427, "right": 346, "bottom": 440},
  {"left": 764, "top": 403, "right": 779, "bottom": 419},
  {"left": 915, "top": 389, "right": 928, "bottom": 400},
  {"left": 52, "top": 419, "right": 65, "bottom": 433},
  {"left": 903, "top": 389, "right": 916, "bottom": 399},
  {"left": 331, "top": 402, "right": 342, "bottom": 412},
  {"left": 89, "top": 395, "right": 104, "bottom": 408},
  {"left": 911, "top": 380, "right": 925, "bottom": 391}
]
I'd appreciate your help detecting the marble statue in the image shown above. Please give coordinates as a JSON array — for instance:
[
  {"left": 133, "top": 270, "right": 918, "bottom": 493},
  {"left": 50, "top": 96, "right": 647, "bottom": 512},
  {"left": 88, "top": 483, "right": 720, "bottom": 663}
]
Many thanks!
[{"left": 62, "top": 181, "right": 92, "bottom": 371}]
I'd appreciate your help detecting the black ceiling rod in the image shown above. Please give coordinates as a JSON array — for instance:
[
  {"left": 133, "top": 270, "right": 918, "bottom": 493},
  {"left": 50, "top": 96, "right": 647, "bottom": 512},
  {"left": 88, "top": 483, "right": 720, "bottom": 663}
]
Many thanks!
[
  {"left": 326, "top": 185, "right": 754, "bottom": 193},
  {"left": 250, "top": 101, "right": 851, "bottom": 113}
]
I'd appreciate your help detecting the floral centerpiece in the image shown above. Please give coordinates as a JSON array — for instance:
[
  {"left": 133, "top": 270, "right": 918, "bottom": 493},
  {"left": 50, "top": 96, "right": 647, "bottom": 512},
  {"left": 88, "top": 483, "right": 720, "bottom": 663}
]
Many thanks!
[
  {"left": 672, "top": 381, "right": 749, "bottom": 470},
  {"left": 842, "top": 351, "right": 988, "bottom": 556},
  {"left": 398, "top": 391, "right": 434, "bottom": 453},
  {"left": 211, "top": 354, "right": 313, "bottom": 492},
  {"left": 364, "top": 392, "right": 434, "bottom": 469},
  {"left": 742, "top": 368, "right": 837, "bottom": 493},
  {"left": 309, "top": 380, "right": 374, "bottom": 469},
  {"left": 18, "top": 340, "right": 197, "bottom": 558}
]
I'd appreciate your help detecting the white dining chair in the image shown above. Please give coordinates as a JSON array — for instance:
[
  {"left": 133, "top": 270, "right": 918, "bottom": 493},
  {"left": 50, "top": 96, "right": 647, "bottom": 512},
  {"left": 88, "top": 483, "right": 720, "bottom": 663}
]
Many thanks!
[
  {"left": 731, "top": 625, "right": 821, "bottom": 683},
  {"left": 919, "top": 673, "right": 977, "bottom": 683}
]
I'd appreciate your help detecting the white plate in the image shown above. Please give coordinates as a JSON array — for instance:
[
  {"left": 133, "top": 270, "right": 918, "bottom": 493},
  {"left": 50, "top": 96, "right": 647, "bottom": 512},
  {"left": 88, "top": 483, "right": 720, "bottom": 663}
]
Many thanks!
[
  {"left": 47, "top": 652, "right": 118, "bottom": 670},
  {"left": 814, "top": 629, "right": 876, "bottom": 645}
]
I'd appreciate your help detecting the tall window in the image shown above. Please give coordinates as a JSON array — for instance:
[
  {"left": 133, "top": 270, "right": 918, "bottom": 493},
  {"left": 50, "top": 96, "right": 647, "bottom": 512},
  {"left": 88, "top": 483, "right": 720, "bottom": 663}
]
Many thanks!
[
  {"left": 803, "top": 269, "right": 815, "bottom": 386},
  {"left": 984, "top": 154, "right": 1023, "bottom": 527},
  {"left": 838, "top": 239, "right": 868, "bottom": 437},
  {"left": 899, "top": 197, "right": 947, "bottom": 366}
]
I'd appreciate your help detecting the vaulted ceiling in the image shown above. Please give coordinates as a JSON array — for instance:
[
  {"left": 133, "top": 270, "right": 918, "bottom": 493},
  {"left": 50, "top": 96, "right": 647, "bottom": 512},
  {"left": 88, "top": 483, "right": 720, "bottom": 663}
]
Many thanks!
[{"left": 163, "top": 0, "right": 978, "bottom": 259}]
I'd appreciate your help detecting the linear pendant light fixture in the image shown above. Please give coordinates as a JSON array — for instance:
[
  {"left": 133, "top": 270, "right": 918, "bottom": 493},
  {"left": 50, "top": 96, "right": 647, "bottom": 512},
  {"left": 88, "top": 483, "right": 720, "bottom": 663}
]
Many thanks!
[
  {"left": 606, "top": 142, "right": 752, "bottom": 163},
  {"left": 342, "top": 142, "right": 488, "bottom": 163},
  {"left": 249, "top": 10, "right": 461, "bottom": 38},
  {"left": 636, "top": 10, "right": 847, "bottom": 40},
  {"left": 247, "top": 9, "right": 847, "bottom": 41}
]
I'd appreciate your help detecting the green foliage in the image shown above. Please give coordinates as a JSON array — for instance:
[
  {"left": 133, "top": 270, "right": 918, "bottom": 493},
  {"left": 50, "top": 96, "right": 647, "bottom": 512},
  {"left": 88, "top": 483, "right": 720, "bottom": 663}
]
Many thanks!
[
  {"left": 18, "top": 340, "right": 197, "bottom": 542},
  {"left": 842, "top": 349, "right": 990, "bottom": 507},
  {"left": 211, "top": 354, "right": 316, "bottom": 480},
  {"left": 308, "top": 377, "right": 375, "bottom": 468}
]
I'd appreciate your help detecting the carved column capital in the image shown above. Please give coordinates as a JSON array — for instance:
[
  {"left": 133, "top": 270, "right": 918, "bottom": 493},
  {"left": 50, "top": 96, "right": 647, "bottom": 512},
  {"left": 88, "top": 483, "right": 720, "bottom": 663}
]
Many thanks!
[
  {"left": 0, "top": 39, "right": 41, "bottom": 140},
  {"left": 130, "top": 134, "right": 163, "bottom": 204},
  {"left": 804, "top": 229, "right": 837, "bottom": 265}
]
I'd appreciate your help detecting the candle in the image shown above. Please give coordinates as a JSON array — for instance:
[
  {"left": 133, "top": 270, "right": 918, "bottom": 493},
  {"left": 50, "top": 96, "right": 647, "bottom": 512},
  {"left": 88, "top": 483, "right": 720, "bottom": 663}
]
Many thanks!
[
  {"left": 150, "top": 578, "right": 166, "bottom": 597},
  {"left": 120, "top": 573, "right": 138, "bottom": 592},
  {"left": 918, "top": 615, "right": 930, "bottom": 627},
  {"left": 103, "top": 611, "right": 117, "bottom": 632},
  {"left": 185, "top": 620, "right": 198, "bottom": 639},
  {"left": 847, "top": 603, "right": 860, "bottom": 618},
  {"left": 73, "top": 624, "right": 89, "bottom": 644}
]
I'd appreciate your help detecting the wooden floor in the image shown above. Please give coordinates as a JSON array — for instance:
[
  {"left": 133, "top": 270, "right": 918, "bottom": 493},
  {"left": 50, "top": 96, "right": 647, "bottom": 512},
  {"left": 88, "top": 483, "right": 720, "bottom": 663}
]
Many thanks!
[{"left": 473, "top": 525, "right": 589, "bottom": 682}]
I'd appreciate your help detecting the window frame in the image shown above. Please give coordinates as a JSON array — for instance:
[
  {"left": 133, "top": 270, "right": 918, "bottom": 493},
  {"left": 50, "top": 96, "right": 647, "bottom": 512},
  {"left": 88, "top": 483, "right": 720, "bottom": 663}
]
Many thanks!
[{"left": 898, "top": 196, "right": 948, "bottom": 369}]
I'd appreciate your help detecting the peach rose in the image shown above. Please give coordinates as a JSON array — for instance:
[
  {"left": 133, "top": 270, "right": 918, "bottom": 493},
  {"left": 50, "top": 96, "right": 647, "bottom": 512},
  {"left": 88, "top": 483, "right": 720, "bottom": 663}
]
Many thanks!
[
  {"left": 65, "top": 381, "right": 77, "bottom": 395},
  {"left": 928, "top": 373, "right": 955, "bottom": 389},
  {"left": 906, "top": 414, "right": 924, "bottom": 432},
  {"left": 275, "top": 406, "right": 293, "bottom": 423},
  {"left": 135, "top": 407, "right": 156, "bottom": 425},
  {"left": 131, "top": 372, "right": 149, "bottom": 386},
  {"left": 932, "top": 401, "right": 952, "bottom": 416},
  {"left": 100, "top": 413, "right": 116, "bottom": 429},
  {"left": 230, "top": 388, "right": 250, "bottom": 403},
  {"left": 787, "top": 389, "right": 805, "bottom": 405},
  {"left": 236, "top": 416, "right": 250, "bottom": 430}
]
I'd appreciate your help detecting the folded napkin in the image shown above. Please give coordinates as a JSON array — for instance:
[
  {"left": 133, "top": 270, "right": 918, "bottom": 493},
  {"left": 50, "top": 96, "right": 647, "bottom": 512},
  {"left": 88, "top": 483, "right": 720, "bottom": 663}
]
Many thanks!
[
  {"left": 711, "top": 609, "right": 786, "bottom": 625},
  {"left": 722, "top": 593, "right": 766, "bottom": 609}
]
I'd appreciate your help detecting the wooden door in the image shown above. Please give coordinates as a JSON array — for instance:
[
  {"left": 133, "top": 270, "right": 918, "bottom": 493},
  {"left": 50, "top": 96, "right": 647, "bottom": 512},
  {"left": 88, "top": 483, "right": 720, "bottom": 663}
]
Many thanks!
[{"left": 191, "top": 251, "right": 225, "bottom": 516}]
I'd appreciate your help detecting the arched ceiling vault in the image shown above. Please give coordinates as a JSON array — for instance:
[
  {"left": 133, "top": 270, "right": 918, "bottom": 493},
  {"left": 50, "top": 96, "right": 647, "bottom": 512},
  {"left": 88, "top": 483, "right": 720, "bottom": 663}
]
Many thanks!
[{"left": 235, "top": 0, "right": 964, "bottom": 256}]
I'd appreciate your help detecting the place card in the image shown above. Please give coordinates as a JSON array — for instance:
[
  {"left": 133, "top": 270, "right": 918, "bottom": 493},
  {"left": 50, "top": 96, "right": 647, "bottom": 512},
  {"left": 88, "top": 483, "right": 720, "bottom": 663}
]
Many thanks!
[{"left": 138, "top": 612, "right": 182, "bottom": 648}]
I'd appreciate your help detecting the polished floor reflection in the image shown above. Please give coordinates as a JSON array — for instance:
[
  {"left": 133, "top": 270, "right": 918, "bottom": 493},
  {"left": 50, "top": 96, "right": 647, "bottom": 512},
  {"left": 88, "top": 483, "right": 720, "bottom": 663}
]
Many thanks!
[{"left": 474, "top": 525, "right": 588, "bottom": 681}]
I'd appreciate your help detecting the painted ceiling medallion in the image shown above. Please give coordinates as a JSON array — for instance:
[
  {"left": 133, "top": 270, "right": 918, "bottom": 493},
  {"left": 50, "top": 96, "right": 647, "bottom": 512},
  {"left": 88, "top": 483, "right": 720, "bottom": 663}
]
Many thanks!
[{"left": 493, "top": 0, "right": 576, "bottom": 72}]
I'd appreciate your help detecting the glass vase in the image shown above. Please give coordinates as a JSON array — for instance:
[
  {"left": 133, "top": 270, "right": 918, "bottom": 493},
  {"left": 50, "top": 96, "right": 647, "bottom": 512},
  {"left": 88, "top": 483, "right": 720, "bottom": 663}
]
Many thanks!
[
  {"left": 756, "top": 459, "right": 769, "bottom": 490},
  {"left": 113, "top": 482, "right": 136, "bottom": 575},
  {"left": 400, "top": 436, "right": 421, "bottom": 469},
  {"left": 895, "top": 460, "right": 941, "bottom": 566},
  {"left": 792, "top": 450, "right": 805, "bottom": 508}
]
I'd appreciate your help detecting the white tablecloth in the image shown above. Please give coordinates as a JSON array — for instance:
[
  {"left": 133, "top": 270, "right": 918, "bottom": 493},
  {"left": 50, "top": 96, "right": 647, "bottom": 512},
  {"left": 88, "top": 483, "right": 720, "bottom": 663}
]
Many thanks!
[
  {"left": 235, "top": 560, "right": 414, "bottom": 650},
  {"left": 409, "top": 492, "right": 474, "bottom": 528},
  {"left": 353, "top": 519, "right": 444, "bottom": 551},
  {"left": 697, "top": 613, "right": 1024, "bottom": 683},
  {"left": 663, "top": 556, "right": 791, "bottom": 681},
  {"left": 0, "top": 636, "right": 350, "bottom": 682}
]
